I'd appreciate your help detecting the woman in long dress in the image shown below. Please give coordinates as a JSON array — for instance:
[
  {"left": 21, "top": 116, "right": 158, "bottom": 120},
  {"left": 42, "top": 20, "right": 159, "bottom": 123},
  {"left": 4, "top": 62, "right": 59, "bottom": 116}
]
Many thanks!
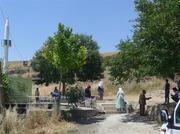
[{"left": 115, "top": 87, "right": 126, "bottom": 112}]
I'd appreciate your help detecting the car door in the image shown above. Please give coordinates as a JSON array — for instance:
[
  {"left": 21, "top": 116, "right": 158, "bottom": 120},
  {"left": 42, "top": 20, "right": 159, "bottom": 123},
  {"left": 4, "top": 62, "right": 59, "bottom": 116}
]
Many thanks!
[{"left": 172, "top": 101, "right": 180, "bottom": 134}]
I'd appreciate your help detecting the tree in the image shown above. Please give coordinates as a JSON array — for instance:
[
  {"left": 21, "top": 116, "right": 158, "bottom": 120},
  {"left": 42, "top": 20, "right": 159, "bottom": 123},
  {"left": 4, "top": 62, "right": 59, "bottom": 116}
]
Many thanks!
[
  {"left": 31, "top": 49, "right": 60, "bottom": 85},
  {"left": 75, "top": 34, "right": 103, "bottom": 81},
  {"left": 32, "top": 34, "right": 102, "bottom": 90},
  {"left": 109, "top": 0, "right": 180, "bottom": 84},
  {"left": 31, "top": 49, "right": 75, "bottom": 86},
  {"left": 134, "top": 0, "right": 180, "bottom": 79},
  {"left": 109, "top": 39, "right": 148, "bottom": 84},
  {"left": 43, "top": 23, "right": 87, "bottom": 94}
]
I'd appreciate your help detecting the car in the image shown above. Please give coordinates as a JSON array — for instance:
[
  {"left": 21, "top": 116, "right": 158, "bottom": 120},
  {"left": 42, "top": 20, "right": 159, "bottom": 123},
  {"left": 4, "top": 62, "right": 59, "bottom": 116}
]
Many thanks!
[{"left": 160, "top": 100, "right": 180, "bottom": 134}]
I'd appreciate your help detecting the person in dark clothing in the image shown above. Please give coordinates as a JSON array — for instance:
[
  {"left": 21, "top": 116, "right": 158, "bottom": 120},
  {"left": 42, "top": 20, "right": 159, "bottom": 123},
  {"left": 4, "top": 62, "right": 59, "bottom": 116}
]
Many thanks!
[
  {"left": 35, "top": 88, "right": 40, "bottom": 102},
  {"left": 54, "top": 87, "right": 59, "bottom": 93},
  {"left": 164, "top": 79, "right": 170, "bottom": 104},
  {"left": 85, "top": 85, "right": 91, "bottom": 98},
  {"left": 139, "top": 90, "right": 152, "bottom": 116},
  {"left": 177, "top": 79, "right": 180, "bottom": 90},
  {"left": 171, "top": 87, "right": 180, "bottom": 103}
]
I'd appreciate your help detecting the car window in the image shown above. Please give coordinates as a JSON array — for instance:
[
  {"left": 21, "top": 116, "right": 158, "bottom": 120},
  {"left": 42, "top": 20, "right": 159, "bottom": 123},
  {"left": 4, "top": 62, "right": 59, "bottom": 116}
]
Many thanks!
[{"left": 175, "top": 104, "right": 180, "bottom": 124}]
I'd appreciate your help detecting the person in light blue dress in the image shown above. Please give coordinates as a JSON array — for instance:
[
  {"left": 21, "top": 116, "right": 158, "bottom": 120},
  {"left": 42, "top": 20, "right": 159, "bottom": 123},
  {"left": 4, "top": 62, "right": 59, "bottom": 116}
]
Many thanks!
[{"left": 115, "top": 87, "right": 126, "bottom": 112}]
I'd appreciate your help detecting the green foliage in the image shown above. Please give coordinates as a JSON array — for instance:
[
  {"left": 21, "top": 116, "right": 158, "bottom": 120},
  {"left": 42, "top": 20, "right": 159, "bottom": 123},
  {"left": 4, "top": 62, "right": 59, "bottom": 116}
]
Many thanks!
[
  {"left": 32, "top": 22, "right": 104, "bottom": 86},
  {"left": 32, "top": 49, "right": 59, "bottom": 84},
  {"left": 31, "top": 49, "right": 75, "bottom": 85},
  {"left": 2, "top": 75, "right": 32, "bottom": 103},
  {"left": 134, "top": 0, "right": 180, "bottom": 78},
  {"left": 43, "top": 24, "right": 87, "bottom": 77},
  {"left": 8, "top": 77, "right": 32, "bottom": 103},
  {"left": 109, "top": 39, "right": 146, "bottom": 83},
  {"left": 109, "top": 0, "right": 180, "bottom": 84},
  {"left": 66, "top": 85, "right": 84, "bottom": 107},
  {"left": 75, "top": 34, "right": 103, "bottom": 81},
  {"left": 2, "top": 74, "right": 10, "bottom": 102}
]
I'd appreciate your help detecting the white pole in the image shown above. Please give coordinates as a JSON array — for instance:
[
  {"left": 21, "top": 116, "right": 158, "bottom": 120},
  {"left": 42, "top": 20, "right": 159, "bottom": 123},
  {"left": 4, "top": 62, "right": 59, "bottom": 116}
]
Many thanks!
[{"left": 2, "top": 18, "right": 11, "bottom": 73}]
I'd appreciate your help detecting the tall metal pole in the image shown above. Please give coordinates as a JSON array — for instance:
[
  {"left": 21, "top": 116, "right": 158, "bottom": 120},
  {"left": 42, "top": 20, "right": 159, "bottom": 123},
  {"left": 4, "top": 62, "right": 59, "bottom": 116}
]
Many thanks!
[{"left": 2, "top": 18, "right": 11, "bottom": 73}]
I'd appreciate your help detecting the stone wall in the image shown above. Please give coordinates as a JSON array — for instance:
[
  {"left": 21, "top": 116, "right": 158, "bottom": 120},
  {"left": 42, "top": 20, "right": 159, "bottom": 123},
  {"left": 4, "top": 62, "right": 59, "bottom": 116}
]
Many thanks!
[{"left": 146, "top": 103, "right": 176, "bottom": 123}]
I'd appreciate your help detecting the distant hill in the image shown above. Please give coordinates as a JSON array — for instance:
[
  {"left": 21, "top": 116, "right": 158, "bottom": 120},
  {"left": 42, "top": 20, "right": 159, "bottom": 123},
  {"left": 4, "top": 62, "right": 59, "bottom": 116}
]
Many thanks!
[
  {"left": 100, "top": 51, "right": 118, "bottom": 57},
  {"left": 7, "top": 51, "right": 118, "bottom": 77},
  {"left": 8, "top": 61, "right": 34, "bottom": 77},
  {"left": 8, "top": 61, "right": 31, "bottom": 70}
]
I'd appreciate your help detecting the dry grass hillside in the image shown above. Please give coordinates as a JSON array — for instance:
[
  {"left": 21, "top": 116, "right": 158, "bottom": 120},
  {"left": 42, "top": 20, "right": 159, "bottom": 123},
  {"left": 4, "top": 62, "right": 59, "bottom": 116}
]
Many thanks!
[
  {"left": 100, "top": 51, "right": 118, "bottom": 57},
  {"left": 8, "top": 59, "right": 179, "bottom": 103}
]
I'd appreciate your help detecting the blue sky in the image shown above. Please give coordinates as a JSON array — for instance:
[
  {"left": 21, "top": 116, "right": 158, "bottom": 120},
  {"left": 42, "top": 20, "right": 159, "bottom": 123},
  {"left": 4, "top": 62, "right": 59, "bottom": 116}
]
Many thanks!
[{"left": 0, "top": 0, "right": 137, "bottom": 61}]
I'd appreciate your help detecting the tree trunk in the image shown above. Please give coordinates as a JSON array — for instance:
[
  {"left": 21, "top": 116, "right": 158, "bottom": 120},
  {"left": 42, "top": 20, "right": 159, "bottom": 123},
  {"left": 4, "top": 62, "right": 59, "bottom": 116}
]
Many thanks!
[{"left": 62, "top": 81, "right": 66, "bottom": 95}]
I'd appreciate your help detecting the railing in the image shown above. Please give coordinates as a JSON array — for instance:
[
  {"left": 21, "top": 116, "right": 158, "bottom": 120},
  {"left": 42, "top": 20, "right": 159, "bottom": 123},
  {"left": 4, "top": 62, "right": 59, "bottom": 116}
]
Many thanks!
[{"left": 27, "top": 95, "right": 68, "bottom": 109}]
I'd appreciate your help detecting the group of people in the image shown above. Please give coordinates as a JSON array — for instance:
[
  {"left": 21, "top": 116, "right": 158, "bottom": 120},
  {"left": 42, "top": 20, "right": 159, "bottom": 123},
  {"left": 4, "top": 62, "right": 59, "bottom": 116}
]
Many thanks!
[
  {"left": 34, "top": 78, "right": 180, "bottom": 116},
  {"left": 34, "top": 86, "right": 61, "bottom": 103},
  {"left": 115, "top": 79, "right": 180, "bottom": 116},
  {"left": 84, "top": 79, "right": 104, "bottom": 100},
  {"left": 138, "top": 79, "right": 180, "bottom": 116}
]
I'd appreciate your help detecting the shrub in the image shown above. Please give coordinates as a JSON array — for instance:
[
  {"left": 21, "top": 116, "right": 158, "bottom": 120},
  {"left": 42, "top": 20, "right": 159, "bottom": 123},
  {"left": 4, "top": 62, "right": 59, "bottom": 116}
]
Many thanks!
[{"left": 66, "top": 85, "right": 84, "bottom": 108}]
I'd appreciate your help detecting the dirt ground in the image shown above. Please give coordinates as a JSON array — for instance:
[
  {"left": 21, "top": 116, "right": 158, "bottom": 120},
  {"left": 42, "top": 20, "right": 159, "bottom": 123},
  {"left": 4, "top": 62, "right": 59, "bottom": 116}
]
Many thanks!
[
  {"left": 75, "top": 114, "right": 159, "bottom": 134},
  {"left": 73, "top": 89, "right": 169, "bottom": 134}
]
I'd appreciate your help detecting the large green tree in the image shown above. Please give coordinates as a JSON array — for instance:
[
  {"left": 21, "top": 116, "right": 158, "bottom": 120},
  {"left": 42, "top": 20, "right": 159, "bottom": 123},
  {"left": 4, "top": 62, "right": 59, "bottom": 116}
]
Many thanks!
[
  {"left": 31, "top": 49, "right": 75, "bottom": 85},
  {"left": 109, "top": 0, "right": 180, "bottom": 84},
  {"left": 75, "top": 34, "right": 103, "bottom": 81},
  {"left": 42, "top": 23, "right": 87, "bottom": 94},
  {"left": 134, "top": 0, "right": 180, "bottom": 78},
  {"left": 109, "top": 39, "right": 147, "bottom": 83},
  {"left": 32, "top": 34, "right": 103, "bottom": 85}
]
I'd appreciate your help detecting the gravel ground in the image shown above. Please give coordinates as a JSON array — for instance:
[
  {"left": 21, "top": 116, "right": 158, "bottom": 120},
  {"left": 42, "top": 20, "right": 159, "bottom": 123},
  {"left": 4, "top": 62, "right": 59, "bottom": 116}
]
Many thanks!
[{"left": 77, "top": 114, "right": 160, "bottom": 134}]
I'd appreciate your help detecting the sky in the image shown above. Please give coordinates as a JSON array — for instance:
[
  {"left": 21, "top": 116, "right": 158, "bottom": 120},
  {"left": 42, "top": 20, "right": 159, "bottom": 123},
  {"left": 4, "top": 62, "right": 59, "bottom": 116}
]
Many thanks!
[{"left": 0, "top": 0, "right": 137, "bottom": 61}]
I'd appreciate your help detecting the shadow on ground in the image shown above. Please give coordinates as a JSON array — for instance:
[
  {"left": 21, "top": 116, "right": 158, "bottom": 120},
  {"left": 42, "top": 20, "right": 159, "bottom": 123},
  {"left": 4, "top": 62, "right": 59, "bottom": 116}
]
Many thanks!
[
  {"left": 121, "top": 112, "right": 158, "bottom": 125},
  {"left": 75, "top": 115, "right": 106, "bottom": 125}
]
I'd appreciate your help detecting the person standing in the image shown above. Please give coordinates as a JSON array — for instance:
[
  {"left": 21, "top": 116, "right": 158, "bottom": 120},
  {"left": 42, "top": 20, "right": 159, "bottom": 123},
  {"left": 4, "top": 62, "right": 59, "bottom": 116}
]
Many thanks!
[
  {"left": 35, "top": 88, "right": 40, "bottom": 102},
  {"left": 177, "top": 79, "right": 180, "bottom": 90},
  {"left": 115, "top": 87, "right": 126, "bottom": 112},
  {"left": 139, "top": 90, "right": 152, "bottom": 116},
  {"left": 54, "top": 87, "right": 59, "bottom": 93},
  {"left": 171, "top": 87, "right": 180, "bottom": 103},
  {"left": 98, "top": 79, "right": 104, "bottom": 100},
  {"left": 85, "top": 85, "right": 91, "bottom": 98},
  {"left": 164, "top": 79, "right": 170, "bottom": 104}
]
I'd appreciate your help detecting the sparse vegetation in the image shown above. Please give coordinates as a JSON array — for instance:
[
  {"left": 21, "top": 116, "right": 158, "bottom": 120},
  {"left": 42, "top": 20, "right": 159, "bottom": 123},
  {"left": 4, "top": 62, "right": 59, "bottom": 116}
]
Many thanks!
[{"left": 0, "top": 109, "right": 75, "bottom": 134}]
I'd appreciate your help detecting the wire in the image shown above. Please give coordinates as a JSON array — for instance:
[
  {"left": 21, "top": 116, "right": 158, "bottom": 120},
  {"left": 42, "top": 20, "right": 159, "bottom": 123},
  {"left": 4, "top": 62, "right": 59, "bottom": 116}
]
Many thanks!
[
  {"left": 0, "top": 3, "right": 5, "bottom": 22},
  {"left": 10, "top": 33, "right": 24, "bottom": 60},
  {"left": 0, "top": 2, "right": 24, "bottom": 60}
]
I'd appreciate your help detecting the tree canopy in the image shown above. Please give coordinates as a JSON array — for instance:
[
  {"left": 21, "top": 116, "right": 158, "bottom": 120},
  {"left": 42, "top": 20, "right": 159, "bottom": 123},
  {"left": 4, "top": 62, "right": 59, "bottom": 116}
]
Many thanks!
[
  {"left": 109, "top": 0, "right": 180, "bottom": 84},
  {"left": 32, "top": 26, "right": 103, "bottom": 84},
  {"left": 75, "top": 34, "right": 103, "bottom": 81}
]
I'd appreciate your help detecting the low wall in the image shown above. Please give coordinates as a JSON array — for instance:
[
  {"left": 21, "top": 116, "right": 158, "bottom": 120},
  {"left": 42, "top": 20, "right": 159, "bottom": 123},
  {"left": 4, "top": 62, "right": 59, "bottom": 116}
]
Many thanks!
[
  {"left": 146, "top": 103, "right": 176, "bottom": 123},
  {"left": 61, "top": 108, "right": 97, "bottom": 121}
]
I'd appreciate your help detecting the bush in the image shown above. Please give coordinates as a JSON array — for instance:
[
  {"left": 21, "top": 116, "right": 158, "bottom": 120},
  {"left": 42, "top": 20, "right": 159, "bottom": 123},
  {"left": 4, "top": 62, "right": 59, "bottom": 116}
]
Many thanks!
[
  {"left": 66, "top": 85, "right": 84, "bottom": 108},
  {"left": 2, "top": 75, "right": 32, "bottom": 103}
]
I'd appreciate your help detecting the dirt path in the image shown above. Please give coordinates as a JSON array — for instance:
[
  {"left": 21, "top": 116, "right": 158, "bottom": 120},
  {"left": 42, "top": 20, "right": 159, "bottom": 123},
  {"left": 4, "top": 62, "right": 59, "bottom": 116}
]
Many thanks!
[{"left": 76, "top": 114, "right": 159, "bottom": 134}]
